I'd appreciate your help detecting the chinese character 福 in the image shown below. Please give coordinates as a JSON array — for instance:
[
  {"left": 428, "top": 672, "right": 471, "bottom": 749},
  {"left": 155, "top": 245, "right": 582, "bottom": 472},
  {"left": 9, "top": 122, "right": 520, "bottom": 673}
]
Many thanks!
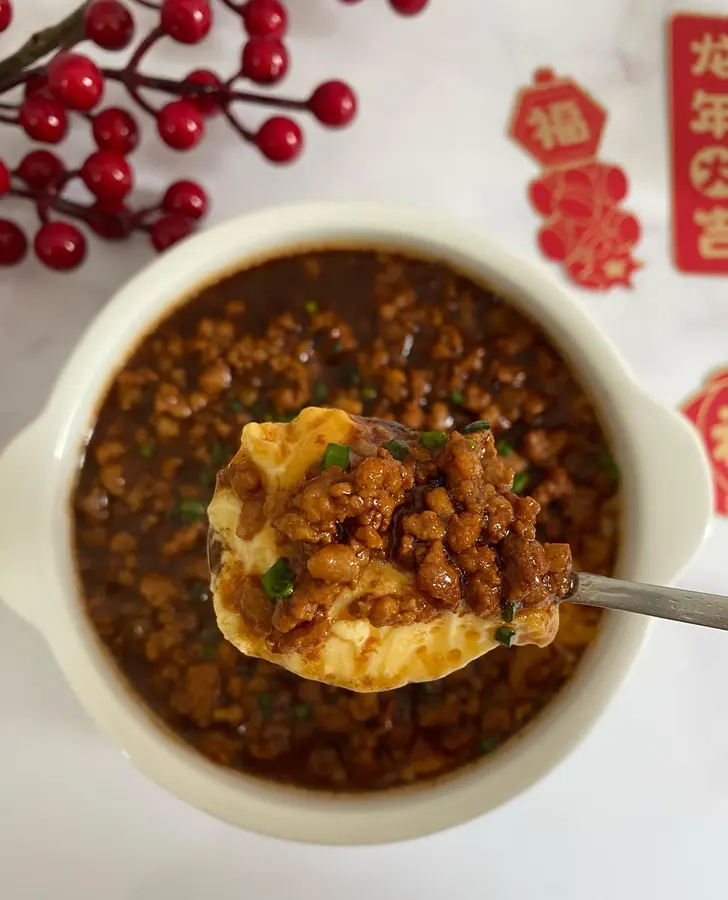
[
  {"left": 691, "top": 32, "right": 728, "bottom": 78},
  {"left": 526, "top": 101, "right": 590, "bottom": 151},
  {"left": 690, "top": 89, "right": 728, "bottom": 139}
]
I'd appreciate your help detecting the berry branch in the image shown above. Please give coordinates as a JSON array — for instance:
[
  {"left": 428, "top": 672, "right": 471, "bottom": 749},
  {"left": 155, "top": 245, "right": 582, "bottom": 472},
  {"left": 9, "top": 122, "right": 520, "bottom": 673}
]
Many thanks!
[{"left": 0, "top": 0, "right": 428, "bottom": 272}]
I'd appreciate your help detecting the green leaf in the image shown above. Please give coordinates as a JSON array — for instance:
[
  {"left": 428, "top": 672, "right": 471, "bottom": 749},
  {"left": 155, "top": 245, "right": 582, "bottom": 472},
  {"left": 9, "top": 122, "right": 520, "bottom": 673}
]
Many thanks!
[
  {"left": 262, "top": 558, "right": 295, "bottom": 600},
  {"left": 449, "top": 390, "right": 465, "bottom": 406},
  {"left": 512, "top": 472, "right": 529, "bottom": 494},
  {"left": 177, "top": 499, "right": 206, "bottom": 522},
  {"left": 495, "top": 440, "right": 514, "bottom": 456},
  {"left": 294, "top": 701, "right": 311, "bottom": 720},
  {"left": 258, "top": 692, "right": 273, "bottom": 720},
  {"left": 462, "top": 419, "right": 490, "bottom": 435},
  {"left": 419, "top": 431, "right": 448, "bottom": 451},
  {"left": 323, "top": 442, "right": 350, "bottom": 470},
  {"left": 500, "top": 599, "right": 521, "bottom": 623},
  {"left": 494, "top": 625, "right": 516, "bottom": 648},
  {"left": 385, "top": 439, "right": 409, "bottom": 461},
  {"left": 479, "top": 736, "right": 499, "bottom": 754},
  {"left": 211, "top": 441, "right": 229, "bottom": 468},
  {"left": 313, "top": 381, "right": 328, "bottom": 402}
]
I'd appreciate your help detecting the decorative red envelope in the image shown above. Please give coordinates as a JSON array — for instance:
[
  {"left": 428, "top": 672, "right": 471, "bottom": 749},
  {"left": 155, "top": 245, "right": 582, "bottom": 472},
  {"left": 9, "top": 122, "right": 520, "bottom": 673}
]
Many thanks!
[
  {"left": 683, "top": 369, "right": 728, "bottom": 515},
  {"left": 669, "top": 13, "right": 728, "bottom": 273},
  {"left": 508, "top": 69, "right": 642, "bottom": 291}
]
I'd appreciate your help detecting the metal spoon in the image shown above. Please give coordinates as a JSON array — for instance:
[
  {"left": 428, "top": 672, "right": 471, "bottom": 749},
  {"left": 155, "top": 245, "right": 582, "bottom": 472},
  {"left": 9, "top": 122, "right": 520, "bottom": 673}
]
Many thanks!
[{"left": 569, "top": 573, "right": 728, "bottom": 630}]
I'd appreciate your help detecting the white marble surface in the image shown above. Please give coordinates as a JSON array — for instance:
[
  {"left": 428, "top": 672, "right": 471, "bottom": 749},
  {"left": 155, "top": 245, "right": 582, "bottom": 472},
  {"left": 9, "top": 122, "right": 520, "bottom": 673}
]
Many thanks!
[{"left": 2, "top": 1, "right": 728, "bottom": 897}]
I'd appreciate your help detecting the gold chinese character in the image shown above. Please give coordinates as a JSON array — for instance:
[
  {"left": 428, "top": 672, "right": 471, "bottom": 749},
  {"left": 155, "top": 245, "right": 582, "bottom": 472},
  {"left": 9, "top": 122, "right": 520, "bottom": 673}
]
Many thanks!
[
  {"left": 690, "top": 89, "right": 728, "bottom": 139},
  {"left": 694, "top": 207, "right": 728, "bottom": 258},
  {"left": 711, "top": 405, "right": 728, "bottom": 465},
  {"left": 527, "top": 101, "right": 590, "bottom": 150},
  {"left": 689, "top": 146, "right": 728, "bottom": 198},
  {"left": 691, "top": 32, "right": 728, "bottom": 78}
]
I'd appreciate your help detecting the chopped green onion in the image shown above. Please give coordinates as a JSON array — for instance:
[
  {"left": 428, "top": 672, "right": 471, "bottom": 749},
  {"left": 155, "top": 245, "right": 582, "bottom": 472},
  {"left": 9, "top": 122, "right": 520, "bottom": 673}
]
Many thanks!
[
  {"left": 323, "top": 442, "right": 350, "bottom": 470},
  {"left": 258, "top": 692, "right": 273, "bottom": 720},
  {"left": 600, "top": 450, "right": 620, "bottom": 484},
  {"left": 177, "top": 499, "right": 206, "bottom": 522},
  {"left": 261, "top": 558, "right": 295, "bottom": 600},
  {"left": 500, "top": 599, "right": 521, "bottom": 623},
  {"left": 228, "top": 398, "right": 245, "bottom": 413},
  {"left": 211, "top": 441, "right": 229, "bottom": 468},
  {"left": 494, "top": 625, "right": 516, "bottom": 648},
  {"left": 511, "top": 473, "right": 529, "bottom": 494},
  {"left": 419, "top": 431, "right": 448, "bottom": 451},
  {"left": 343, "top": 361, "right": 361, "bottom": 387},
  {"left": 139, "top": 441, "right": 155, "bottom": 459},
  {"left": 331, "top": 340, "right": 343, "bottom": 353},
  {"left": 462, "top": 419, "right": 490, "bottom": 435},
  {"left": 294, "top": 701, "right": 311, "bottom": 720},
  {"left": 496, "top": 440, "right": 514, "bottom": 456},
  {"left": 198, "top": 468, "right": 215, "bottom": 489},
  {"left": 198, "top": 624, "right": 221, "bottom": 659},
  {"left": 386, "top": 439, "right": 410, "bottom": 462},
  {"left": 313, "top": 381, "right": 328, "bottom": 402},
  {"left": 304, "top": 300, "right": 318, "bottom": 315},
  {"left": 479, "top": 736, "right": 499, "bottom": 755},
  {"left": 449, "top": 389, "right": 465, "bottom": 405},
  {"left": 361, "top": 385, "right": 378, "bottom": 401},
  {"left": 277, "top": 410, "right": 298, "bottom": 423}
]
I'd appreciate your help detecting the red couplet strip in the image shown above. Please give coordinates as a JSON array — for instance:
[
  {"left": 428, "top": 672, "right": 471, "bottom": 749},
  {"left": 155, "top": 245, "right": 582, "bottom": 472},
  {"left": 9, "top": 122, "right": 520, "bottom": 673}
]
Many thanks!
[{"left": 669, "top": 13, "right": 728, "bottom": 273}]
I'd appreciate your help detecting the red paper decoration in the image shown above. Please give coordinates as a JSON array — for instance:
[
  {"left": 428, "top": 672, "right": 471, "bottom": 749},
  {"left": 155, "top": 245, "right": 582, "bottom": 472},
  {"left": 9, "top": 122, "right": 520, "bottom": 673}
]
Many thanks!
[
  {"left": 683, "top": 369, "right": 728, "bottom": 515},
  {"left": 509, "top": 68, "right": 642, "bottom": 291},
  {"left": 669, "top": 13, "right": 728, "bottom": 274}
]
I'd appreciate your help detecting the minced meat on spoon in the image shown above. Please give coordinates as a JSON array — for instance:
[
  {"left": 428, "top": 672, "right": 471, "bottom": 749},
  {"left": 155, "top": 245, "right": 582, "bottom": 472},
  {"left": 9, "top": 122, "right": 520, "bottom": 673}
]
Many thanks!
[{"left": 207, "top": 407, "right": 572, "bottom": 692}]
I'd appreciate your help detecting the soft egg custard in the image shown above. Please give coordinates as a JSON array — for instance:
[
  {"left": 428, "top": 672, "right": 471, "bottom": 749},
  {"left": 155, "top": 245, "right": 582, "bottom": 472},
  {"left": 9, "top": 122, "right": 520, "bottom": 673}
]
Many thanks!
[{"left": 207, "top": 408, "right": 569, "bottom": 692}]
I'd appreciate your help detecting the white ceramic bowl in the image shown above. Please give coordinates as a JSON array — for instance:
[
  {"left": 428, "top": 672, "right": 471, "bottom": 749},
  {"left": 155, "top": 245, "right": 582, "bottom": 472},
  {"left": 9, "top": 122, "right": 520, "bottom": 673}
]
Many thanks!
[{"left": 0, "top": 203, "right": 712, "bottom": 845}]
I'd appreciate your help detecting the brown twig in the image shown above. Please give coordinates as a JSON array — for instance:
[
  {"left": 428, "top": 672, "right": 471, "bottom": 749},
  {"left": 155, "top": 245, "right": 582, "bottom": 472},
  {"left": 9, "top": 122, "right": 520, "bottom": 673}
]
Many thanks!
[{"left": 0, "top": 2, "right": 89, "bottom": 90}]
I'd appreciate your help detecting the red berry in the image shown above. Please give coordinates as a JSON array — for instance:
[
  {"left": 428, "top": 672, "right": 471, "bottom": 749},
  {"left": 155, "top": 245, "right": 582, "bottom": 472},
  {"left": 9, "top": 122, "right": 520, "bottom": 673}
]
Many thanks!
[
  {"left": 24, "top": 75, "right": 53, "bottom": 101},
  {"left": 84, "top": 0, "right": 135, "bottom": 50},
  {"left": 17, "top": 150, "right": 65, "bottom": 190},
  {"left": 0, "top": 0, "right": 13, "bottom": 32},
  {"left": 186, "top": 69, "right": 223, "bottom": 118},
  {"left": 241, "top": 37, "right": 288, "bottom": 85},
  {"left": 19, "top": 97, "right": 68, "bottom": 144},
  {"left": 92, "top": 107, "right": 139, "bottom": 154},
  {"left": 388, "top": 0, "right": 428, "bottom": 13},
  {"left": 161, "top": 0, "right": 212, "bottom": 44},
  {"left": 0, "top": 160, "right": 9, "bottom": 197},
  {"left": 255, "top": 116, "right": 302, "bottom": 164},
  {"left": 156, "top": 100, "right": 205, "bottom": 150},
  {"left": 162, "top": 180, "right": 207, "bottom": 220},
  {"left": 0, "top": 220, "right": 27, "bottom": 266},
  {"left": 81, "top": 150, "right": 133, "bottom": 201},
  {"left": 48, "top": 52, "right": 104, "bottom": 112},
  {"left": 309, "top": 81, "right": 357, "bottom": 127},
  {"left": 242, "top": 0, "right": 287, "bottom": 37},
  {"left": 89, "top": 199, "right": 131, "bottom": 240},
  {"left": 150, "top": 215, "right": 194, "bottom": 252},
  {"left": 34, "top": 222, "right": 87, "bottom": 271}
]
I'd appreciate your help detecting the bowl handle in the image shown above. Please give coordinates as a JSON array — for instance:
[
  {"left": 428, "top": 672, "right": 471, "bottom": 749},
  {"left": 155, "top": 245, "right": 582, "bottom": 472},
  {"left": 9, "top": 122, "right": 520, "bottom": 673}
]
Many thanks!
[
  {"left": 625, "top": 392, "right": 713, "bottom": 579},
  {"left": 0, "top": 421, "right": 51, "bottom": 632}
]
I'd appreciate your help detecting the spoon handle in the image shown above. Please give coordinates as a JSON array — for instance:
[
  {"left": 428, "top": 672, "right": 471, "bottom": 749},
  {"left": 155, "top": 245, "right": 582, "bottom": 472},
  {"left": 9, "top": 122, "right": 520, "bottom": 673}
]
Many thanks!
[{"left": 570, "top": 572, "right": 728, "bottom": 631}]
